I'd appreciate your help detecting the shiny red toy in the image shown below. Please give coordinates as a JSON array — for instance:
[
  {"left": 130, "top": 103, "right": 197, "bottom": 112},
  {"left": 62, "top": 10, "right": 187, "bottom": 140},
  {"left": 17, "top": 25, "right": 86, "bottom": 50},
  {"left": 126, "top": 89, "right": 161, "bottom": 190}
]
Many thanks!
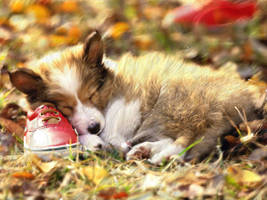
[{"left": 24, "top": 105, "right": 79, "bottom": 159}]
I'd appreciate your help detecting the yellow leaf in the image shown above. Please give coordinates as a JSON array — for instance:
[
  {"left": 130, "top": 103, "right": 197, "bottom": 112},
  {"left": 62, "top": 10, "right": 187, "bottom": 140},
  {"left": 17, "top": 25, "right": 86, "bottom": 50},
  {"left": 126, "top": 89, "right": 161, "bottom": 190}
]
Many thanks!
[
  {"left": 60, "top": 1, "right": 79, "bottom": 13},
  {"left": 241, "top": 170, "right": 262, "bottom": 184},
  {"left": 82, "top": 165, "right": 108, "bottom": 185},
  {"left": 31, "top": 155, "right": 57, "bottom": 173},
  {"left": 9, "top": 1, "right": 24, "bottom": 13},
  {"left": 68, "top": 25, "right": 81, "bottom": 44},
  {"left": 134, "top": 35, "right": 153, "bottom": 50},
  {"left": 26, "top": 4, "right": 50, "bottom": 24},
  {"left": 49, "top": 35, "right": 69, "bottom": 47},
  {"left": 227, "top": 166, "right": 263, "bottom": 187},
  {"left": 110, "top": 22, "right": 130, "bottom": 39},
  {"left": 0, "top": 51, "right": 7, "bottom": 62}
]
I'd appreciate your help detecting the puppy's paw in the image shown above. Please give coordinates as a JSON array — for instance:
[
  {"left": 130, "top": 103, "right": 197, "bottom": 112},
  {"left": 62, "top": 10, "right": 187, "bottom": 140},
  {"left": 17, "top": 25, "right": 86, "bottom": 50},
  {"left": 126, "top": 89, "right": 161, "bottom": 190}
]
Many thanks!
[
  {"left": 149, "top": 144, "right": 185, "bottom": 165},
  {"left": 126, "top": 139, "right": 184, "bottom": 165},
  {"left": 126, "top": 142, "right": 152, "bottom": 160}
]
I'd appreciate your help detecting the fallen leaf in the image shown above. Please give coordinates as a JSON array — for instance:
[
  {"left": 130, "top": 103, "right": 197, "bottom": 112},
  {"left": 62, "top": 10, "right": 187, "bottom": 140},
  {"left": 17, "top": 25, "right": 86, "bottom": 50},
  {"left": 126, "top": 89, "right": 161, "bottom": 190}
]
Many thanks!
[
  {"left": 224, "top": 135, "right": 240, "bottom": 147},
  {"left": 109, "top": 22, "right": 130, "bottom": 39},
  {"left": 112, "top": 191, "right": 128, "bottom": 199},
  {"left": 68, "top": 25, "right": 81, "bottom": 44},
  {"left": 31, "top": 155, "right": 58, "bottom": 173},
  {"left": 134, "top": 34, "right": 154, "bottom": 50},
  {"left": 0, "top": 64, "right": 10, "bottom": 88},
  {"left": 12, "top": 172, "right": 35, "bottom": 180},
  {"left": 49, "top": 35, "right": 69, "bottom": 47},
  {"left": 143, "top": 6, "right": 165, "bottom": 20},
  {"left": 0, "top": 117, "right": 24, "bottom": 138},
  {"left": 227, "top": 166, "right": 263, "bottom": 187},
  {"left": 98, "top": 187, "right": 128, "bottom": 200},
  {"left": 82, "top": 165, "right": 108, "bottom": 185},
  {"left": 60, "top": 1, "right": 79, "bottom": 13},
  {"left": 243, "top": 41, "right": 253, "bottom": 61},
  {"left": 9, "top": 1, "right": 24, "bottom": 13},
  {"left": 26, "top": 4, "right": 51, "bottom": 24},
  {"left": 188, "top": 184, "right": 204, "bottom": 198},
  {"left": 142, "top": 174, "right": 162, "bottom": 190}
]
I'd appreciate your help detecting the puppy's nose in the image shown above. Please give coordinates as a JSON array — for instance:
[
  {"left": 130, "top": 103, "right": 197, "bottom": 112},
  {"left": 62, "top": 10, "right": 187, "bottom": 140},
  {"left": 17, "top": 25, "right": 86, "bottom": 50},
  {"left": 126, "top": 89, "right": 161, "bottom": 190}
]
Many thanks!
[{"left": 87, "top": 122, "right": 100, "bottom": 134}]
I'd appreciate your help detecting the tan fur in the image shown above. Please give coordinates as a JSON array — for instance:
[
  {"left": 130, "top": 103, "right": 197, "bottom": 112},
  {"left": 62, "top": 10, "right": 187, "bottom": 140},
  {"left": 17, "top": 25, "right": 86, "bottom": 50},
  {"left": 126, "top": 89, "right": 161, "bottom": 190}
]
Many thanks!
[{"left": 111, "top": 53, "right": 263, "bottom": 159}]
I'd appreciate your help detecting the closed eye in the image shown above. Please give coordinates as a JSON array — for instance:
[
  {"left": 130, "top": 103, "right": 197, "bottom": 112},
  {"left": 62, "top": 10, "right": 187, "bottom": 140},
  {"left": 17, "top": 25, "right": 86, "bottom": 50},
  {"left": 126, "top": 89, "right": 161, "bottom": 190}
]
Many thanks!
[
  {"left": 58, "top": 105, "right": 73, "bottom": 116},
  {"left": 88, "top": 82, "right": 103, "bottom": 100},
  {"left": 63, "top": 106, "right": 73, "bottom": 110}
]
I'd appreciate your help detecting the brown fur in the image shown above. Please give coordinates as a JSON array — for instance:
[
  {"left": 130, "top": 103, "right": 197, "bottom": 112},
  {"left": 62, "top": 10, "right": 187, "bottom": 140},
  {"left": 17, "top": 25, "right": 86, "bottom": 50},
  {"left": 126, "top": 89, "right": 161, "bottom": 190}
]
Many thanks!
[
  {"left": 110, "top": 53, "right": 264, "bottom": 160},
  {"left": 9, "top": 31, "right": 265, "bottom": 161}
]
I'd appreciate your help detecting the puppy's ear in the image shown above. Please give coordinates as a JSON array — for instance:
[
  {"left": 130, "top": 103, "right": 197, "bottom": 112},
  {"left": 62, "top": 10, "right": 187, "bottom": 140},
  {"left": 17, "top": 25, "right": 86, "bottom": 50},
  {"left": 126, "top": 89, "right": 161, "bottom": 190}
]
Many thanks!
[
  {"left": 9, "top": 68, "right": 44, "bottom": 95},
  {"left": 83, "top": 30, "right": 104, "bottom": 66}
]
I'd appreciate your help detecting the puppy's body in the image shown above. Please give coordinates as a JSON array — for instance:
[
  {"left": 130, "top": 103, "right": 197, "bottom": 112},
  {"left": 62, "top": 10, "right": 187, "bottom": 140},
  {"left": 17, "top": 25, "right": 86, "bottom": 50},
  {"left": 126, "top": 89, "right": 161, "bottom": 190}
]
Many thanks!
[{"left": 10, "top": 32, "right": 264, "bottom": 163}]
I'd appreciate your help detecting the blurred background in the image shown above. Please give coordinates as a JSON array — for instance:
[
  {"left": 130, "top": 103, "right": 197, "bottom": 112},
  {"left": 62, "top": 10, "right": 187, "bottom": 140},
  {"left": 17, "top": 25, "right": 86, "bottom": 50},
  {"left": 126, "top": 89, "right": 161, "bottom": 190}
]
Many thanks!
[{"left": 0, "top": 0, "right": 267, "bottom": 101}]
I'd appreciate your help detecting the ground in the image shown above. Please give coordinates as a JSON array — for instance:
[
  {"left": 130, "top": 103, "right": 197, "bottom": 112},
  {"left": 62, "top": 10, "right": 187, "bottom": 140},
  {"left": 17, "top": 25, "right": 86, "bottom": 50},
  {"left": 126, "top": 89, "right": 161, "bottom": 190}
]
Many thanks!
[{"left": 0, "top": 0, "right": 267, "bottom": 199}]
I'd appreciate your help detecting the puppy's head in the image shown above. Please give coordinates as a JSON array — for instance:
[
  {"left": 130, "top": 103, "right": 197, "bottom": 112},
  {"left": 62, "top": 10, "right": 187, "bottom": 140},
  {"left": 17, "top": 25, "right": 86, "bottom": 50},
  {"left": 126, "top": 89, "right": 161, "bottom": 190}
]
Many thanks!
[{"left": 10, "top": 31, "right": 113, "bottom": 137}]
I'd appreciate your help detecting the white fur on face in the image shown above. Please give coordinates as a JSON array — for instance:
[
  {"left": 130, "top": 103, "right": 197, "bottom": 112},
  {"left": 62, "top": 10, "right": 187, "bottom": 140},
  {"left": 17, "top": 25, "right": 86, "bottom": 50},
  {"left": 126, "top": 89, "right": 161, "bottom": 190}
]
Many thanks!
[
  {"left": 79, "top": 134, "right": 106, "bottom": 151},
  {"left": 52, "top": 64, "right": 105, "bottom": 136},
  {"left": 101, "top": 97, "right": 141, "bottom": 152},
  {"left": 51, "top": 65, "right": 81, "bottom": 95},
  {"left": 69, "top": 98, "right": 105, "bottom": 135}
]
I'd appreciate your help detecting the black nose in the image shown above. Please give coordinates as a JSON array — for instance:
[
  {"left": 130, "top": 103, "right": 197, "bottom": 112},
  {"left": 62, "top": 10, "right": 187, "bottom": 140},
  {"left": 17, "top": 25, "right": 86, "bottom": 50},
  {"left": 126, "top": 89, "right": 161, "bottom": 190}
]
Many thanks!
[{"left": 87, "top": 122, "right": 100, "bottom": 134}]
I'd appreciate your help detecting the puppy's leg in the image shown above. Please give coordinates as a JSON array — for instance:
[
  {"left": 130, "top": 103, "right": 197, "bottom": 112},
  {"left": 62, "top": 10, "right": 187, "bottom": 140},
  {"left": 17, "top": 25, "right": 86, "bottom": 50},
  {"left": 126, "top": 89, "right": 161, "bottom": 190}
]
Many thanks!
[{"left": 126, "top": 138, "right": 185, "bottom": 165}]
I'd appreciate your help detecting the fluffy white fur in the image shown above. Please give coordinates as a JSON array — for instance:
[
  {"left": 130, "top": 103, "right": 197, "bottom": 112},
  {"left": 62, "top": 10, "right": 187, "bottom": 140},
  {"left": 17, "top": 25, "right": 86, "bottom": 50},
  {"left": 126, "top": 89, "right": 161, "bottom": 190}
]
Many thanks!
[{"left": 101, "top": 97, "right": 141, "bottom": 152}]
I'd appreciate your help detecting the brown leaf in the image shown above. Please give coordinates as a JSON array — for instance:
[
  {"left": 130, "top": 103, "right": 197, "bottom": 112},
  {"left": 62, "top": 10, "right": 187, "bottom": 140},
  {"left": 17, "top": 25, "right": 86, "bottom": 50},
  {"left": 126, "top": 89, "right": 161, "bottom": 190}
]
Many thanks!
[
  {"left": 0, "top": 64, "right": 10, "bottom": 88},
  {"left": 0, "top": 117, "right": 24, "bottom": 138},
  {"left": 224, "top": 135, "right": 240, "bottom": 147},
  {"left": 134, "top": 35, "right": 154, "bottom": 50},
  {"left": 98, "top": 187, "right": 128, "bottom": 200},
  {"left": 0, "top": 103, "right": 26, "bottom": 120}
]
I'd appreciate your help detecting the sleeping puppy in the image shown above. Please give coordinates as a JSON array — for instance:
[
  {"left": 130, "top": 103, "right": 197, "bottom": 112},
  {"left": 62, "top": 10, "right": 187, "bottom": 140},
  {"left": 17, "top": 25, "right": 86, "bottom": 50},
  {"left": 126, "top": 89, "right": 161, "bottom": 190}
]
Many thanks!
[{"left": 10, "top": 31, "right": 265, "bottom": 164}]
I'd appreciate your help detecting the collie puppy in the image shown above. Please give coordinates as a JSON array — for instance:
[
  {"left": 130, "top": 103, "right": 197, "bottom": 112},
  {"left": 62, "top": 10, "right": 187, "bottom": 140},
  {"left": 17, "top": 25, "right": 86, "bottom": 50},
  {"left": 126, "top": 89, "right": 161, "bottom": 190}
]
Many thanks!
[{"left": 10, "top": 31, "right": 265, "bottom": 164}]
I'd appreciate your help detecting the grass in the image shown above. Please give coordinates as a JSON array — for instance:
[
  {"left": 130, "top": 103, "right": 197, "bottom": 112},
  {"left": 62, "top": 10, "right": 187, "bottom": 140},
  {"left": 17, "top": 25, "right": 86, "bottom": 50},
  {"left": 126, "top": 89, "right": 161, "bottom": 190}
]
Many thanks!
[{"left": 0, "top": 139, "right": 266, "bottom": 200}]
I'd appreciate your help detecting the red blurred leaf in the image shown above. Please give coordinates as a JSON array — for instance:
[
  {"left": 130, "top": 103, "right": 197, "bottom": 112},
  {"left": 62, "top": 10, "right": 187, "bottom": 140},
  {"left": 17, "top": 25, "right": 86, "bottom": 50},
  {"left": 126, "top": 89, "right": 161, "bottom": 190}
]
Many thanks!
[
  {"left": 98, "top": 188, "right": 128, "bottom": 200},
  {"left": 170, "top": 0, "right": 256, "bottom": 27}
]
